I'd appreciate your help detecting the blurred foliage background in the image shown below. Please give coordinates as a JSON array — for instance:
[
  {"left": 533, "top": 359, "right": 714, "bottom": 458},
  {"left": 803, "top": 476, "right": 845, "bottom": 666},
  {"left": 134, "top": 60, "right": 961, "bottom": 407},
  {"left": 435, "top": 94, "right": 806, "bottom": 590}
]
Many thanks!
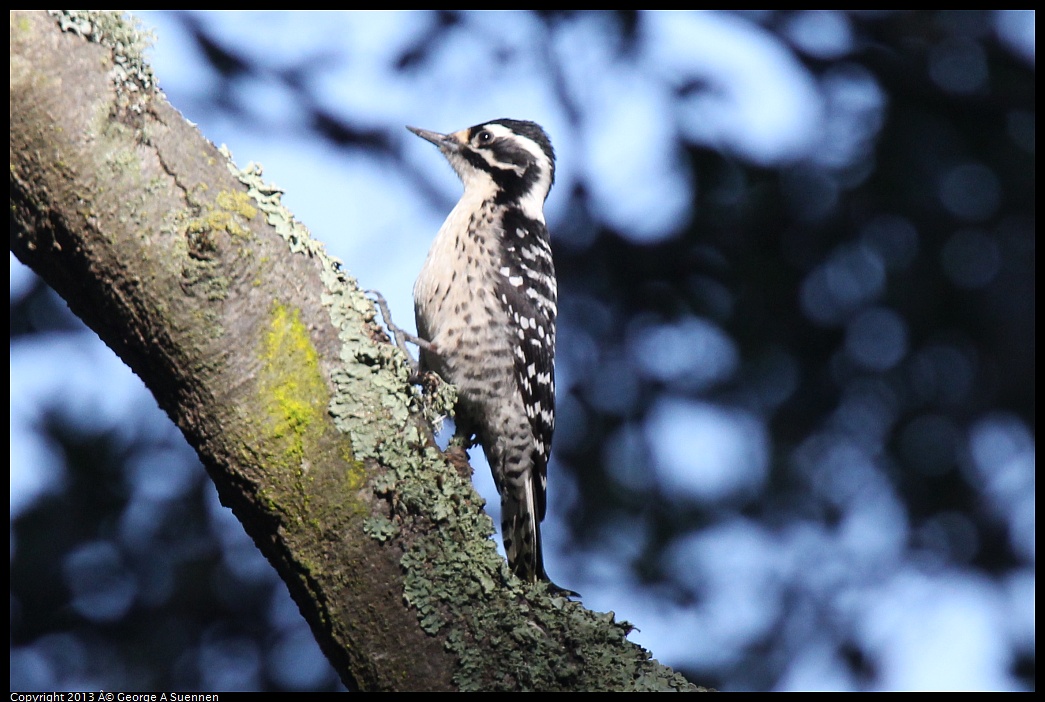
[{"left": 10, "top": 10, "right": 1034, "bottom": 691}]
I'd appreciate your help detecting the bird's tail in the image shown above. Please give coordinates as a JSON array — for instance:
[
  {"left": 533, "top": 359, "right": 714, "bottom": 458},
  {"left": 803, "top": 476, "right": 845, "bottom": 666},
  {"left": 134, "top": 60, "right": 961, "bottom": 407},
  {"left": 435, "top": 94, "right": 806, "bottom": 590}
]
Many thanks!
[
  {"left": 501, "top": 473, "right": 578, "bottom": 597},
  {"left": 501, "top": 470, "right": 543, "bottom": 582}
]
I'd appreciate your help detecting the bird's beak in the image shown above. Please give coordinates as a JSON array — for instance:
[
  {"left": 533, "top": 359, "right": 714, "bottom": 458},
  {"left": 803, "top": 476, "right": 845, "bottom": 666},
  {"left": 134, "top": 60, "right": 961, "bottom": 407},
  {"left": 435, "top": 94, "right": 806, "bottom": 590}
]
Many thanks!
[{"left": 407, "top": 126, "right": 461, "bottom": 152}]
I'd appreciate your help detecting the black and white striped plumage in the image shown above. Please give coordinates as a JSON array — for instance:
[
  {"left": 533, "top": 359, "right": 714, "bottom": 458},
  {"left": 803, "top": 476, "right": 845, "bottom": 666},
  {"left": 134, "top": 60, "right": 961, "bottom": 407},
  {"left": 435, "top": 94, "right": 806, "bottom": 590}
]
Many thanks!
[{"left": 408, "top": 119, "right": 560, "bottom": 587}]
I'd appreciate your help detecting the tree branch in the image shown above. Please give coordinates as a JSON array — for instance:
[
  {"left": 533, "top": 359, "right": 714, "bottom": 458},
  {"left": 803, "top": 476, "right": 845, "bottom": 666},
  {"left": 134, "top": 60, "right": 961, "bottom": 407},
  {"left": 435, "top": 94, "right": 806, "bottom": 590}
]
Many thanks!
[{"left": 10, "top": 10, "right": 703, "bottom": 691}]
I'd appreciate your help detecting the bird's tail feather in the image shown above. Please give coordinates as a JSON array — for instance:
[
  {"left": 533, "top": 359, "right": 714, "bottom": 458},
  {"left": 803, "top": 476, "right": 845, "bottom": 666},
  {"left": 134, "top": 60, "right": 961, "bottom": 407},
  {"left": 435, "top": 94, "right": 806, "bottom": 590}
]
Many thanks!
[{"left": 501, "top": 474, "right": 578, "bottom": 597}]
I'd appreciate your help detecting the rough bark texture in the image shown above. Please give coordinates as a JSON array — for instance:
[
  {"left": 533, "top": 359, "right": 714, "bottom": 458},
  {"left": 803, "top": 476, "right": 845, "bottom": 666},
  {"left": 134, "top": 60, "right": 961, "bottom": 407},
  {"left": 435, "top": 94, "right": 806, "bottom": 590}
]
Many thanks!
[{"left": 10, "top": 11, "right": 703, "bottom": 692}]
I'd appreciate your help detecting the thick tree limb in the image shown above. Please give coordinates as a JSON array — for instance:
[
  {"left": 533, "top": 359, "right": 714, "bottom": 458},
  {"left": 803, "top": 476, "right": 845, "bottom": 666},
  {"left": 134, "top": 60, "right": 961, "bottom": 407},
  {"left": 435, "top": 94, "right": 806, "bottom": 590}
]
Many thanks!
[{"left": 10, "top": 10, "right": 702, "bottom": 691}]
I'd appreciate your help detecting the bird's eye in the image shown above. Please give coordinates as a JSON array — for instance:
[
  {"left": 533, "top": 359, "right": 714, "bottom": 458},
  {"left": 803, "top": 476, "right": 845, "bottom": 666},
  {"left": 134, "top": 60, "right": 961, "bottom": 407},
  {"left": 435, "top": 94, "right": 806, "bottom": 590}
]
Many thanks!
[{"left": 477, "top": 130, "right": 493, "bottom": 144}]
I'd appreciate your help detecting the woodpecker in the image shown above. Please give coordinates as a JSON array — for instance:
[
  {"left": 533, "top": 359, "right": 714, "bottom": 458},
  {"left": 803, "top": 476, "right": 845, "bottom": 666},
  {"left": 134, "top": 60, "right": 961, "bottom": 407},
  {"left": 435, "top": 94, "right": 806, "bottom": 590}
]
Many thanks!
[{"left": 408, "top": 119, "right": 563, "bottom": 589}]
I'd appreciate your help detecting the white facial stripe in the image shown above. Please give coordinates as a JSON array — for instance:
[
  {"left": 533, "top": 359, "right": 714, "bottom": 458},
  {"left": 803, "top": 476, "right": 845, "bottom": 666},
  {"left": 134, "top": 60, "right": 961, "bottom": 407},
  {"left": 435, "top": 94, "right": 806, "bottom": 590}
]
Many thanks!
[
  {"left": 480, "top": 149, "right": 525, "bottom": 175},
  {"left": 480, "top": 123, "right": 553, "bottom": 174}
]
